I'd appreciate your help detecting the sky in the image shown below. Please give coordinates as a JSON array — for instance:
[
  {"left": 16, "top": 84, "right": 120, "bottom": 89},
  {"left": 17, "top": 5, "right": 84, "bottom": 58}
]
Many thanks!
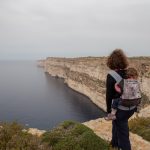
[{"left": 0, "top": 0, "right": 150, "bottom": 60}]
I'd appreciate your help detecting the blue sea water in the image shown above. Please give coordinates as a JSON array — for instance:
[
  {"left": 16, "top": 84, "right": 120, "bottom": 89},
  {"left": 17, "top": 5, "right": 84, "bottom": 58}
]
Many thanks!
[{"left": 0, "top": 61, "right": 105, "bottom": 130}]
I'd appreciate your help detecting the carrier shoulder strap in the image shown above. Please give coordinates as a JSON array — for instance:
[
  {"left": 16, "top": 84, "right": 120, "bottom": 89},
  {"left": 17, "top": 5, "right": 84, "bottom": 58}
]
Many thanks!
[{"left": 108, "top": 70, "right": 123, "bottom": 83}]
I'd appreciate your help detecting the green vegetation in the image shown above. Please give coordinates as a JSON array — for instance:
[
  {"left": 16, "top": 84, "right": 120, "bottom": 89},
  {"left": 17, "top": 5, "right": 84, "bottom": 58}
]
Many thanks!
[
  {"left": 0, "top": 121, "right": 110, "bottom": 150},
  {"left": 0, "top": 122, "right": 50, "bottom": 150},
  {"left": 129, "top": 117, "right": 150, "bottom": 142},
  {"left": 42, "top": 121, "right": 109, "bottom": 150},
  {"left": 3, "top": 119, "right": 150, "bottom": 150}
]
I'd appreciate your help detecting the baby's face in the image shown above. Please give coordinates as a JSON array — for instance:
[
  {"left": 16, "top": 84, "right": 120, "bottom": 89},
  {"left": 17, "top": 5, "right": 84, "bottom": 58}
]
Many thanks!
[{"left": 129, "top": 75, "right": 138, "bottom": 79}]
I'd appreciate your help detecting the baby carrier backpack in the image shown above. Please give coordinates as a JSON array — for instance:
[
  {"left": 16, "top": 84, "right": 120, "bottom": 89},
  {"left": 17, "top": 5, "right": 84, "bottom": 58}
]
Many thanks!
[{"left": 109, "top": 70, "right": 141, "bottom": 107}]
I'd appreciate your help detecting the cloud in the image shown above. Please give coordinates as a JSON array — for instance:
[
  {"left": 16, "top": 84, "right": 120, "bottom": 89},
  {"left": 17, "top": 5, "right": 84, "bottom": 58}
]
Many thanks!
[{"left": 0, "top": 0, "right": 150, "bottom": 59}]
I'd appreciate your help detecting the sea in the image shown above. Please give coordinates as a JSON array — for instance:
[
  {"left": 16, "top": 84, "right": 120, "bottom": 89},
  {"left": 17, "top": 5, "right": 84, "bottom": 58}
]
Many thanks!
[{"left": 0, "top": 61, "right": 105, "bottom": 130}]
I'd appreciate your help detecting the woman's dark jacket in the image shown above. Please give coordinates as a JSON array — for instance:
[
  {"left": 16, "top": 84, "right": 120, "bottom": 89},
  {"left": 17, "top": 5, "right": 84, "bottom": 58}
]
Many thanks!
[{"left": 106, "top": 70, "right": 126, "bottom": 113}]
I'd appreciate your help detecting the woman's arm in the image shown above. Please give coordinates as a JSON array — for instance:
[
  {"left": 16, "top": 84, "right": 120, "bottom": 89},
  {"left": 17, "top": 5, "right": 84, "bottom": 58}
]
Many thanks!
[{"left": 106, "top": 74, "right": 116, "bottom": 113}]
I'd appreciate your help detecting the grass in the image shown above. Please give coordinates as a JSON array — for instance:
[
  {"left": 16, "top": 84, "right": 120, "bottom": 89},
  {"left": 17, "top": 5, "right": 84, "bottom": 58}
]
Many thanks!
[
  {"left": 42, "top": 121, "right": 109, "bottom": 150},
  {"left": 0, "top": 122, "right": 51, "bottom": 150},
  {"left": 0, "top": 121, "right": 111, "bottom": 150},
  {"left": 129, "top": 117, "right": 150, "bottom": 142},
  {"left": 3, "top": 119, "right": 150, "bottom": 149},
  {"left": 1, "top": 119, "right": 150, "bottom": 149}
]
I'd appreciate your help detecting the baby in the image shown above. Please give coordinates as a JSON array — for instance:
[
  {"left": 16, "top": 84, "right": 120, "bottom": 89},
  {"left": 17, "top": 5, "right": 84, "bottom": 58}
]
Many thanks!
[{"left": 105, "top": 67, "right": 141, "bottom": 120}]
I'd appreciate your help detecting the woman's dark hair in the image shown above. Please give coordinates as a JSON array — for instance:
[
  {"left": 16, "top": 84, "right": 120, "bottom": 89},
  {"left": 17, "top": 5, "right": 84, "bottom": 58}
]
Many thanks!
[{"left": 107, "top": 49, "right": 129, "bottom": 70}]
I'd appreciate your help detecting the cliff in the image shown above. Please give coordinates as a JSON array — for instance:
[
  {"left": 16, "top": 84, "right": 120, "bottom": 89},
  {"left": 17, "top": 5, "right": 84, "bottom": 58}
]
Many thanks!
[
  {"left": 39, "top": 56, "right": 150, "bottom": 150},
  {"left": 42, "top": 57, "right": 150, "bottom": 111}
]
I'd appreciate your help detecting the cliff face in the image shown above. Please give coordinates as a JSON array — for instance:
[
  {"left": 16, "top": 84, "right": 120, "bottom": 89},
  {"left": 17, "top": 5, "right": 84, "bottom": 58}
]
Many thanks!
[
  {"left": 42, "top": 57, "right": 150, "bottom": 111},
  {"left": 40, "top": 57, "right": 150, "bottom": 150}
]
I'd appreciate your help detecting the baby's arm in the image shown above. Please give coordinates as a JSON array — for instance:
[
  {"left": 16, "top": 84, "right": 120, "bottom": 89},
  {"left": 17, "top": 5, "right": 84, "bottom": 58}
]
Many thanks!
[
  {"left": 115, "top": 79, "right": 124, "bottom": 94},
  {"left": 115, "top": 83, "right": 121, "bottom": 93}
]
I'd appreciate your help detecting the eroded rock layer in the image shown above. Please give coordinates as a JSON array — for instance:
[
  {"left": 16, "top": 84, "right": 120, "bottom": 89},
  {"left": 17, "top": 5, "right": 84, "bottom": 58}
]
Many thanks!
[{"left": 41, "top": 57, "right": 150, "bottom": 111}]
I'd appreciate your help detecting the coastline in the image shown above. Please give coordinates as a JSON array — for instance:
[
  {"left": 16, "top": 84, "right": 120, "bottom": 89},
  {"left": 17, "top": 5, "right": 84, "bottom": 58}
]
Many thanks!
[
  {"left": 40, "top": 57, "right": 150, "bottom": 111},
  {"left": 36, "top": 57, "right": 150, "bottom": 150}
]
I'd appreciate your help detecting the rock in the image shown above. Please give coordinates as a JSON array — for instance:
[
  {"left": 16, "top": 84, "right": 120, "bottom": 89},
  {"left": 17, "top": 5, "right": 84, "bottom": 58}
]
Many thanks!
[
  {"left": 28, "top": 128, "right": 46, "bottom": 137},
  {"left": 40, "top": 57, "right": 150, "bottom": 111}
]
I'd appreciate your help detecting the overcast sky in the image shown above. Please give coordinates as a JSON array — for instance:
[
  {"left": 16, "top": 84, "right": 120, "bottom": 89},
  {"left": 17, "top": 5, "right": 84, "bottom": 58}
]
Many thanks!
[{"left": 0, "top": 0, "right": 150, "bottom": 60}]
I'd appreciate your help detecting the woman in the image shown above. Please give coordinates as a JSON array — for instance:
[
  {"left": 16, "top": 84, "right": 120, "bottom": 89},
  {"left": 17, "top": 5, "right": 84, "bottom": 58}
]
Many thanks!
[{"left": 106, "top": 49, "right": 136, "bottom": 150}]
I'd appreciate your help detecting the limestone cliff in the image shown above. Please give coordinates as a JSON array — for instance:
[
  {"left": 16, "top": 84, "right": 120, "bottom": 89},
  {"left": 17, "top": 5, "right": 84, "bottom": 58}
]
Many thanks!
[
  {"left": 39, "top": 56, "right": 150, "bottom": 150},
  {"left": 42, "top": 57, "right": 150, "bottom": 111}
]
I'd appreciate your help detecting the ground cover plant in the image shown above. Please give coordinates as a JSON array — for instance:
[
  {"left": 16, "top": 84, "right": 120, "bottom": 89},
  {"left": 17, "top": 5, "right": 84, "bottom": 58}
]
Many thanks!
[
  {"left": 0, "top": 122, "right": 51, "bottom": 150},
  {"left": 129, "top": 117, "right": 150, "bottom": 142},
  {"left": 0, "top": 121, "right": 110, "bottom": 150},
  {"left": 42, "top": 121, "right": 109, "bottom": 150}
]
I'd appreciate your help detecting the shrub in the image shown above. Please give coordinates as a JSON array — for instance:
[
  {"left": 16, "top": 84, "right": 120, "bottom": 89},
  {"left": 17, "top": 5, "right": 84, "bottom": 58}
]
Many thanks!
[
  {"left": 42, "top": 121, "right": 109, "bottom": 150},
  {"left": 0, "top": 122, "right": 50, "bottom": 150},
  {"left": 129, "top": 117, "right": 150, "bottom": 141},
  {"left": 0, "top": 121, "right": 110, "bottom": 150}
]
